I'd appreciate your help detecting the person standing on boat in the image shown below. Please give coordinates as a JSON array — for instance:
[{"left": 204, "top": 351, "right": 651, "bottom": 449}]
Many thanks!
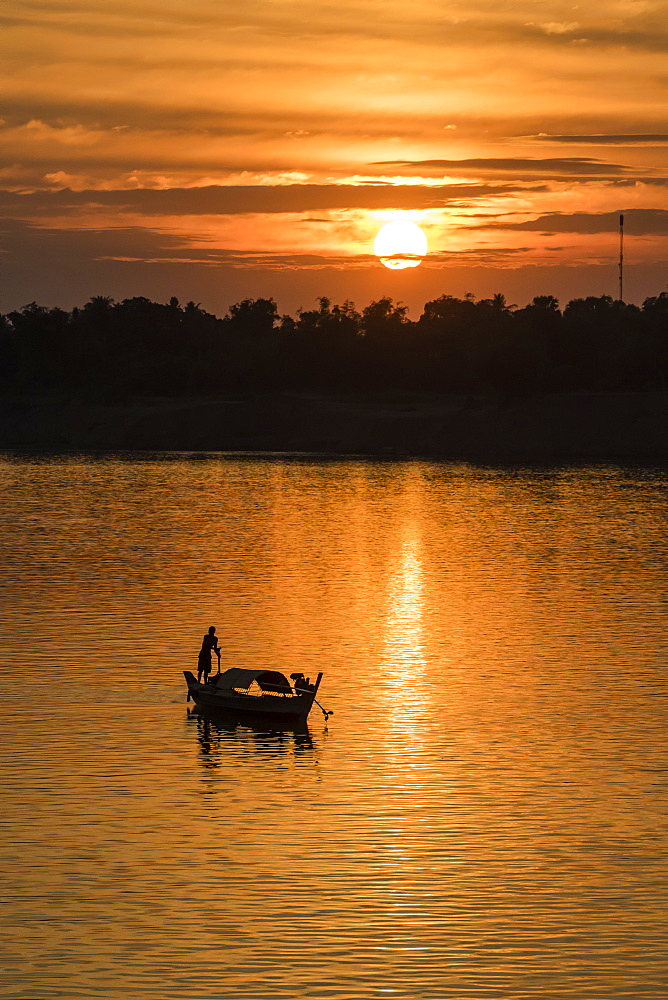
[{"left": 197, "top": 626, "right": 220, "bottom": 683}]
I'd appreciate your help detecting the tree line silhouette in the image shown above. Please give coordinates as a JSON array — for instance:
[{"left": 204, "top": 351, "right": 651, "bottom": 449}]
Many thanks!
[{"left": 1, "top": 291, "right": 666, "bottom": 395}]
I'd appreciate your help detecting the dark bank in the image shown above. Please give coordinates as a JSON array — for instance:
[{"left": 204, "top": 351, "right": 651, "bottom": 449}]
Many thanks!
[
  {"left": 2, "top": 291, "right": 666, "bottom": 459},
  {"left": 1, "top": 390, "right": 667, "bottom": 461}
]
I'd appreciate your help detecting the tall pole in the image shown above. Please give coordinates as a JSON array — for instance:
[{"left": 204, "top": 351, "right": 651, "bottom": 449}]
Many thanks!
[{"left": 619, "top": 213, "right": 624, "bottom": 302}]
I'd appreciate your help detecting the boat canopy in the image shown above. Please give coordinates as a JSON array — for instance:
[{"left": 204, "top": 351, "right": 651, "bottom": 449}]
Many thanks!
[{"left": 214, "top": 668, "right": 293, "bottom": 693}]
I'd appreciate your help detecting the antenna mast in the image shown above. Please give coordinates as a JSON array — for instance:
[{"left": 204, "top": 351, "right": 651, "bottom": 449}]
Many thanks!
[{"left": 618, "top": 213, "right": 624, "bottom": 302}]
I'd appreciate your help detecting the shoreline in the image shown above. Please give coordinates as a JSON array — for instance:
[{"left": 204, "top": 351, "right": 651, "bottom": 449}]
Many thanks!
[{"left": 1, "top": 390, "right": 667, "bottom": 462}]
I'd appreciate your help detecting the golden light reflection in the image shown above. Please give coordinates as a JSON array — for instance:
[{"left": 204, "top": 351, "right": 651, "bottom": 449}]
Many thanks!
[
  {"left": 376, "top": 517, "right": 439, "bottom": 835},
  {"left": 380, "top": 521, "right": 428, "bottom": 721}
]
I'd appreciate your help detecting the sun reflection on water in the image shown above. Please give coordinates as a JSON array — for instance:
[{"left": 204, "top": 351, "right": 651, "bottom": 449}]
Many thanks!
[{"left": 379, "top": 521, "right": 430, "bottom": 726}]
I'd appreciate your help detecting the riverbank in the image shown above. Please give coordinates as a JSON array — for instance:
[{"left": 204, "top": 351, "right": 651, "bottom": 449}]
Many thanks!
[{"left": 1, "top": 391, "right": 666, "bottom": 461}]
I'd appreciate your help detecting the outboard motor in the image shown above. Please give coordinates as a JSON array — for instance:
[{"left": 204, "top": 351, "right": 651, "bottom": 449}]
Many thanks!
[{"left": 290, "top": 671, "right": 312, "bottom": 692}]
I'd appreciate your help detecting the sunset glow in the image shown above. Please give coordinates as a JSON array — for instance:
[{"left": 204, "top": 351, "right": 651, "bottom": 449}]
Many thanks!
[
  {"left": 374, "top": 221, "right": 428, "bottom": 269},
  {"left": 1, "top": 0, "right": 667, "bottom": 312}
]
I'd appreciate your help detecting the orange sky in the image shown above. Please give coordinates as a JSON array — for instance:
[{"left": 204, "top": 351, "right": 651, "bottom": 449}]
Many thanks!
[{"left": 1, "top": 0, "right": 667, "bottom": 314}]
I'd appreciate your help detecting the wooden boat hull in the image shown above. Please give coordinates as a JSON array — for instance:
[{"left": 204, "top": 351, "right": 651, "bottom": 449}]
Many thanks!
[{"left": 183, "top": 670, "right": 317, "bottom": 721}]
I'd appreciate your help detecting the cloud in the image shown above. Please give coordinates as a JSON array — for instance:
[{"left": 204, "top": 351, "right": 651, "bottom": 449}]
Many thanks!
[
  {"left": 529, "top": 22, "right": 580, "bottom": 35},
  {"left": 370, "top": 157, "right": 636, "bottom": 176},
  {"left": 607, "top": 177, "right": 668, "bottom": 186},
  {"left": 0, "top": 218, "right": 378, "bottom": 276},
  {"left": 519, "top": 133, "right": 668, "bottom": 145},
  {"left": 0, "top": 182, "right": 527, "bottom": 219},
  {"left": 14, "top": 119, "right": 111, "bottom": 146},
  {"left": 6, "top": 0, "right": 668, "bottom": 54},
  {"left": 426, "top": 247, "right": 532, "bottom": 262},
  {"left": 486, "top": 209, "right": 668, "bottom": 235}
]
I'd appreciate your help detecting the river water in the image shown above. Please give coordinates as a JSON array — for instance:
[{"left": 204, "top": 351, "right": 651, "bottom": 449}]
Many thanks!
[{"left": 0, "top": 454, "right": 666, "bottom": 1000}]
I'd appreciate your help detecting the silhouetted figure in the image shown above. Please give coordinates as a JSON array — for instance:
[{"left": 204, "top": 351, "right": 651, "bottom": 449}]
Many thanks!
[{"left": 197, "top": 626, "right": 220, "bottom": 683}]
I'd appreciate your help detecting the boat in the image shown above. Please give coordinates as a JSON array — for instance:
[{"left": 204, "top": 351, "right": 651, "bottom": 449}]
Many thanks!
[{"left": 183, "top": 667, "right": 330, "bottom": 721}]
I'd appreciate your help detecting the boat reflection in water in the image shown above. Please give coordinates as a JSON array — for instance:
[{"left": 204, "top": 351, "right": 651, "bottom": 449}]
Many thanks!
[{"left": 186, "top": 705, "right": 317, "bottom": 770}]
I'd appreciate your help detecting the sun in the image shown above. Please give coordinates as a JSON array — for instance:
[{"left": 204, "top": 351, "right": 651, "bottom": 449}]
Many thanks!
[{"left": 374, "top": 220, "right": 428, "bottom": 269}]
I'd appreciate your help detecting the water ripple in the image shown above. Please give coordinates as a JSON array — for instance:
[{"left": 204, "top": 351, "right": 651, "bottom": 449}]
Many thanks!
[{"left": 0, "top": 456, "right": 666, "bottom": 999}]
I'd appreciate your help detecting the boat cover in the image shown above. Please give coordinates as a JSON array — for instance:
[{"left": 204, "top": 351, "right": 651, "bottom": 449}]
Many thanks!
[{"left": 214, "top": 668, "right": 293, "bottom": 693}]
